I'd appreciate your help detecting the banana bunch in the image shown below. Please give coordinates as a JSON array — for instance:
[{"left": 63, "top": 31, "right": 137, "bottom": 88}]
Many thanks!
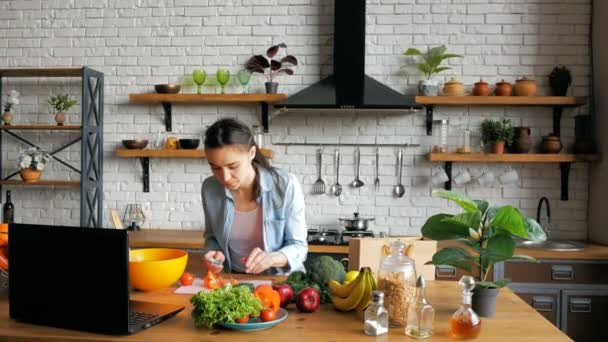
[{"left": 329, "top": 267, "right": 377, "bottom": 312}]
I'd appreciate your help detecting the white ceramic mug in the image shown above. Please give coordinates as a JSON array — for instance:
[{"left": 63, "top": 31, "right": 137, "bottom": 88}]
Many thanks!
[
  {"left": 499, "top": 168, "right": 519, "bottom": 185},
  {"left": 431, "top": 167, "right": 450, "bottom": 186},
  {"left": 453, "top": 168, "right": 472, "bottom": 186},
  {"left": 477, "top": 170, "right": 496, "bottom": 187}
]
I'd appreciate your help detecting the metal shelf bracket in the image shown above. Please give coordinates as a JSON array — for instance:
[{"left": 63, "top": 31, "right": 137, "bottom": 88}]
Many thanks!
[
  {"left": 553, "top": 106, "right": 562, "bottom": 137},
  {"left": 162, "top": 102, "right": 172, "bottom": 132},
  {"left": 560, "top": 162, "right": 571, "bottom": 201},
  {"left": 426, "top": 106, "right": 434, "bottom": 136},
  {"left": 141, "top": 157, "right": 150, "bottom": 192},
  {"left": 443, "top": 161, "right": 452, "bottom": 191}
]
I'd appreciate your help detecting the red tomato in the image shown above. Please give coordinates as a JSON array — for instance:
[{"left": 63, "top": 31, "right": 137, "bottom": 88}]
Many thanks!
[
  {"left": 180, "top": 272, "right": 194, "bottom": 286},
  {"left": 236, "top": 315, "right": 250, "bottom": 324},
  {"left": 260, "top": 309, "right": 276, "bottom": 322}
]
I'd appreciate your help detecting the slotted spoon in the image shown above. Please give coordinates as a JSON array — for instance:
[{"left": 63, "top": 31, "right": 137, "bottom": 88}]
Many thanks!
[{"left": 312, "top": 148, "right": 326, "bottom": 194}]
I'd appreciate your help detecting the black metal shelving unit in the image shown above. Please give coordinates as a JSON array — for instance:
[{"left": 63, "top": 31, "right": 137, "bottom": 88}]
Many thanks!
[{"left": 0, "top": 67, "right": 104, "bottom": 227}]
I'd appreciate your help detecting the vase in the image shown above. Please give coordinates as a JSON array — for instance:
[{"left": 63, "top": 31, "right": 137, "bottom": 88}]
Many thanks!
[
  {"left": 55, "top": 111, "right": 66, "bottom": 126},
  {"left": 418, "top": 80, "right": 438, "bottom": 96},
  {"left": 512, "top": 127, "right": 532, "bottom": 153},
  {"left": 494, "top": 79, "right": 513, "bottom": 96},
  {"left": 265, "top": 82, "right": 279, "bottom": 94},
  {"left": 2, "top": 111, "right": 13, "bottom": 125},
  {"left": 472, "top": 79, "right": 491, "bottom": 96},
  {"left": 541, "top": 135, "right": 562, "bottom": 153},
  {"left": 514, "top": 77, "right": 537, "bottom": 96},
  {"left": 492, "top": 141, "right": 505, "bottom": 154},
  {"left": 20, "top": 168, "right": 41, "bottom": 183},
  {"left": 472, "top": 287, "right": 499, "bottom": 318}
]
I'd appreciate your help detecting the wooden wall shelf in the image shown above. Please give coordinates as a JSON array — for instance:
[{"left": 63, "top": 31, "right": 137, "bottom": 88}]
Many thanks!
[
  {"left": 0, "top": 125, "right": 81, "bottom": 131},
  {"left": 427, "top": 152, "right": 600, "bottom": 201},
  {"left": 0, "top": 180, "right": 80, "bottom": 187},
  {"left": 128, "top": 93, "right": 288, "bottom": 132},
  {"left": 0, "top": 67, "right": 83, "bottom": 77},
  {"left": 416, "top": 96, "right": 587, "bottom": 136},
  {"left": 115, "top": 148, "right": 274, "bottom": 192}
]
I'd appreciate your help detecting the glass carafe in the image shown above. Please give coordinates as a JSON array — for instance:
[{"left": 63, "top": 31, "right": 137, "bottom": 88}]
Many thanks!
[{"left": 377, "top": 240, "right": 417, "bottom": 327}]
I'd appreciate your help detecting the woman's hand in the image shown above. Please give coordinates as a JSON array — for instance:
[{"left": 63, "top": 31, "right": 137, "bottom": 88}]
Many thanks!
[
  {"left": 244, "top": 247, "right": 288, "bottom": 274},
  {"left": 204, "top": 250, "right": 225, "bottom": 274}
]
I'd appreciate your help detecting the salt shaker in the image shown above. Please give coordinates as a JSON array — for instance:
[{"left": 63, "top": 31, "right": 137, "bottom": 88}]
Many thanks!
[{"left": 364, "top": 291, "right": 389, "bottom": 336}]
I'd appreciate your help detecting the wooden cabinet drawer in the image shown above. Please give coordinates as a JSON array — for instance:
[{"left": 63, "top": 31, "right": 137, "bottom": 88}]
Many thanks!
[
  {"left": 505, "top": 261, "right": 608, "bottom": 284},
  {"left": 515, "top": 291, "right": 559, "bottom": 326},
  {"left": 562, "top": 290, "right": 608, "bottom": 342}
]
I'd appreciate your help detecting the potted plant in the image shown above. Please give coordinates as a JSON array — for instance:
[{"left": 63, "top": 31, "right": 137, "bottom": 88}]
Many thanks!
[
  {"left": 48, "top": 94, "right": 77, "bottom": 126},
  {"left": 548, "top": 65, "right": 572, "bottom": 96},
  {"left": 481, "top": 119, "right": 514, "bottom": 154},
  {"left": 2, "top": 90, "right": 20, "bottom": 125},
  {"left": 421, "top": 190, "right": 546, "bottom": 317},
  {"left": 402, "top": 45, "right": 462, "bottom": 96},
  {"left": 245, "top": 43, "right": 298, "bottom": 94},
  {"left": 17, "top": 147, "right": 51, "bottom": 183}
]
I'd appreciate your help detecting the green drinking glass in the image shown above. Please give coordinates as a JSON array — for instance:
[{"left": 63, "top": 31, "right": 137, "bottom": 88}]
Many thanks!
[
  {"left": 216, "top": 69, "right": 230, "bottom": 94},
  {"left": 192, "top": 69, "right": 207, "bottom": 94},
  {"left": 237, "top": 70, "right": 251, "bottom": 94}
]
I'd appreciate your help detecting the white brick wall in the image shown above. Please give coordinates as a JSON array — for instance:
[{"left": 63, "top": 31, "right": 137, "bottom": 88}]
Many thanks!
[{"left": 0, "top": 0, "right": 592, "bottom": 239}]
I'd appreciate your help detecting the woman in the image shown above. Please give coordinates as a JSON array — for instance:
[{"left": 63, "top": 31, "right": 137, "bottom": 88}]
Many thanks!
[{"left": 201, "top": 118, "right": 307, "bottom": 275}]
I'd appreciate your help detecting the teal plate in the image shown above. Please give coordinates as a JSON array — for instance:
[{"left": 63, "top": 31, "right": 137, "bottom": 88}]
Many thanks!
[{"left": 216, "top": 308, "right": 288, "bottom": 331}]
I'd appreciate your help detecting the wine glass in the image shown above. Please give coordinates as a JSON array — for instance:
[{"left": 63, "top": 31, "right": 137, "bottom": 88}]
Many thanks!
[
  {"left": 192, "top": 69, "right": 207, "bottom": 94},
  {"left": 216, "top": 69, "right": 230, "bottom": 94},
  {"left": 237, "top": 70, "right": 251, "bottom": 94}
]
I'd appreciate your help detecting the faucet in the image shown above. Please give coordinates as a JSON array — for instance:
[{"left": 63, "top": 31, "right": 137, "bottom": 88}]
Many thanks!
[{"left": 536, "top": 197, "right": 551, "bottom": 239}]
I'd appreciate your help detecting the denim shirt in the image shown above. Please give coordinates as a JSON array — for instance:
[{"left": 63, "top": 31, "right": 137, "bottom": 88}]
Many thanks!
[{"left": 201, "top": 167, "right": 308, "bottom": 275}]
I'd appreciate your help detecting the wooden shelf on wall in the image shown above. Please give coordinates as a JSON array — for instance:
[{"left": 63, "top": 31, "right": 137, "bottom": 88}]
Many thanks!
[
  {"left": 416, "top": 96, "right": 586, "bottom": 106},
  {"left": 129, "top": 93, "right": 288, "bottom": 104},
  {"left": 116, "top": 148, "right": 274, "bottom": 159},
  {"left": 0, "top": 125, "right": 81, "bottom": 131},
  {"left": 0, "top": 67, "right": 83, "bottom": 77},
  {"left": 428, "top": 153, "right": 599, "bottom": 163},
  {"left": 0, "top": 180, "right": 80, "bottom": 187}
]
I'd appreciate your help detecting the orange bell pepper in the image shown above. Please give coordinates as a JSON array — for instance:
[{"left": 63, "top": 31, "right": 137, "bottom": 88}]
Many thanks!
[
  {"left": 203, "top": 270, "right": 224, "bottom": 290},
  {"left": 253, "top": 285, "right": 280, "bottom": 313}
]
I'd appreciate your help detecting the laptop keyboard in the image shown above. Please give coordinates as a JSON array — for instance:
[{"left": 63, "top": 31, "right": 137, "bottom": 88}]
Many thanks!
[{"left": 129, "top": 311, "right": 158, "bottom": 326}]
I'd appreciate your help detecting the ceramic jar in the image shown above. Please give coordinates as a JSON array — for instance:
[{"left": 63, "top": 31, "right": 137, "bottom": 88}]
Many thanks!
[
  {"left": 2, "top": 111, "right": 13, "bottom": 125},
  {"left": 512, "top": 127, "right": 532, "bottom": 153},
  {"left": 20, "top": 168, "right": 41, "bottom": 183},
  {"left": 541, "top": 135, "right": 562, "bottom": 153},
  {"left": 55, "top": 111, "right": 66, "bottom": 126},
  {"left": 442, "top": 78, "right": 465, "bottom": 96},
  {"left": 494, "top": 79, "right": 513, "bottom": 96},
  {"left": 514, "top": 77, "right": 537, "bottom": 96},
  {"left": 472, "top": 79, "right": 491, "bottom": 96}
]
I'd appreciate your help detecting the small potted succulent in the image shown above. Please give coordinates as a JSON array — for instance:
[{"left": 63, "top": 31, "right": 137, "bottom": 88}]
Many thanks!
[
  {"left": 17, "top": 147, "right": 51, "bottom": 183},
  {"left": 2, "top": 90, "right": 20, "bottom": 125},
  {"left": 402, "top": 45, "right": 462, "bottom": 96},
  {"left": 245, "top": 43, "right": 298, "bottom": 94},
  {"left": 48, "top": 94, "right": 77, "bottom": 126},
  {"left": 421, "top": 190, "right": 546, "bottom": 317},
  {"left": 481, "top": 119, "right": 514, "bottom": 154},
  {"left": 548, "top": 65, "right": 572, "bottom": 96}
]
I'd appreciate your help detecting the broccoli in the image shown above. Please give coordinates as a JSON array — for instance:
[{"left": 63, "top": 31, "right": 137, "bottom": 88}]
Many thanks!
[{"left": 308, "top": 255, "right": 346, "bottom": 285}]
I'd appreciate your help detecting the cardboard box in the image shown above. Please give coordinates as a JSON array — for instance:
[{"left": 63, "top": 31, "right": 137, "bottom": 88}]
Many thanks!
[{"left": 348, "top": 237, "right": 437, "bottom": 281}]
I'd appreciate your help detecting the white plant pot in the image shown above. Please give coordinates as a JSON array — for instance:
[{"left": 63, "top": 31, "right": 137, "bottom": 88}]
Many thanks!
[{"left": 418, "top": 79, "right": 439, "bottom": 96}]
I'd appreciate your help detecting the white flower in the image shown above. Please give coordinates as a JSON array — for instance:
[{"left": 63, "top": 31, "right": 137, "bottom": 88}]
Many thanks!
[
  {"left": 17, "top": 148, "right": 50, "bottom": 170},
  {"left": 8, "top": 90, "right": 19, "bottom": 98},
  {"left": 18, "top": 155, "right": 32, "bottom": 169}
]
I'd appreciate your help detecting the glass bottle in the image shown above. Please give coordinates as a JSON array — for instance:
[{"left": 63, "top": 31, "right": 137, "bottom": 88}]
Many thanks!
[
  {"left": 2, "top": 191, "right": 14, "bottom": 224},
  {"left": 405, "top": 275, "right": 434, "bottom": 338},
  {"left": 450, "top": 276, "right": 482, "bottom": 339},
  {"left": 252, "top": 125, "right": 264, "bottom": 148},
  {"left": 377, "top": 241, "right": 417, "bottom": 327},
  {"left": 432, "top": 119, "right": 449, "bottom": 153},
  {"left": 364, "top": 290, "right": 389, "bottom": 336},
  {"left": 458, "top": 128, "right": 471, "bottom": 153}
]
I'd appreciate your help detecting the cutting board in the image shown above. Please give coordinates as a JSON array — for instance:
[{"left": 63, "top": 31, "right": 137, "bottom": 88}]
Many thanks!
[{"left": 348, "top": 237, "right": 437, "bottom": 280}]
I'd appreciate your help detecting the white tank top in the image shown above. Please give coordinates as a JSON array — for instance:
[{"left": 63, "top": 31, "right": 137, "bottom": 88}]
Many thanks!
[{"left": 228, "top": 206, "right": 264, "bottom": 272}]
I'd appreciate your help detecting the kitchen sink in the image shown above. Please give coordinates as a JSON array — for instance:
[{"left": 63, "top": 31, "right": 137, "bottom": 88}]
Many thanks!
[{"left": 517, "top": 240, "right": 586, "bottom": 252}]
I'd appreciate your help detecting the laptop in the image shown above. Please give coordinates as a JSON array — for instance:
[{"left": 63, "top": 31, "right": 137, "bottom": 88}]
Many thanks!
[{"left": 8, "top": 224, "right": 184, "bottom": 335}]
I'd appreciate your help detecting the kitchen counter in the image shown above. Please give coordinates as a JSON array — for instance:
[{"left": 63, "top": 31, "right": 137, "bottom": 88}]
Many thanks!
[
  {"left": 128, "top": 230, "right": 608, "bottom": 259},
  {"left": 0, "top": 277, "right": 571, "bottom": 341}
]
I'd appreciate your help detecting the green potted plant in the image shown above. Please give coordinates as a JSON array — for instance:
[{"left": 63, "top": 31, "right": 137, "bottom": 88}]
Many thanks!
[
  {"left": 17, "top": 147, "right": 51, "bottom": 182},
  {"left": 402, "top": 45, "right": 462, "bottom": 96},
  {"left": 421, "top": 190, "right": 546, "bottom": 317},
  {"left": 548, "top": 65, "right": 572, "bottom": 96},
  {"left": 2, "top": 90, "right": 19, "bottom": 125},
  {"left": 48, "top": 94, "right": 77, "bottom": 126},
  {"left": 245, "top": 43, "right": 298, "bottom": 94},
  {"left": 480, "top": 119, "right": 514, "bottom": 154}
]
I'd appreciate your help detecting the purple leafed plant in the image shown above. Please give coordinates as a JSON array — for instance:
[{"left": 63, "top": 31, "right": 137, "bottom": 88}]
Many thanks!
[{"left": 245, "top": 43, "right": 298, "bottom": 83}]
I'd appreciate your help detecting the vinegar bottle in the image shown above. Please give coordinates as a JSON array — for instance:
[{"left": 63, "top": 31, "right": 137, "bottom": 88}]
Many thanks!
[{"left": 449, "top": 276, "right": 481, "bottom": 339}]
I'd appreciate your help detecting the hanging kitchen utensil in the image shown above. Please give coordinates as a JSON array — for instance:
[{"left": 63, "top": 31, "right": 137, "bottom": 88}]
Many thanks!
[
  {"left": 339, "top": 212, "right": 375, "bottom": 231},
  {"left": 393, "top": 149, "right": 405, "bottom": 198},
  {"left": 374, "top": 146, "right": 380, "bottom": 191},
  {"left": 351, "top": 146, "right": 364, "bottom": 188},
  {"left": 330, "top": 149, "right": 342, "bottom": 197},
  {"left": 312, "top": 148, "right": 326, "bottom": 194}
]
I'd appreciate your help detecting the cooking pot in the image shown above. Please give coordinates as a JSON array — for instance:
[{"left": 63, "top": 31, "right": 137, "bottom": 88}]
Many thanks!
[{"left": 339, "top": 212, "right": 375, "bottom": 231}]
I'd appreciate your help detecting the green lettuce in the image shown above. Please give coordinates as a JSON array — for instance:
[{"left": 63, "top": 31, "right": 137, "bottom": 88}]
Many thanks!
[{"left": 190, "top": 283, "right": 263, "bottom": 328}]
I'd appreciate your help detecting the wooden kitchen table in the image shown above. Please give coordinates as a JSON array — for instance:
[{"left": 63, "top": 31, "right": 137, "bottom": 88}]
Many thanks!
[{"left": 0, "top": 278, "right": 571, "bottom": 342}]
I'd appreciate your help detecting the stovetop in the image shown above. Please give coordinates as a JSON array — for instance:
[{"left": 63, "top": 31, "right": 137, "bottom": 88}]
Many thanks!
[{"left": 307, "top": 228, "right": 375, "bottom": 246}]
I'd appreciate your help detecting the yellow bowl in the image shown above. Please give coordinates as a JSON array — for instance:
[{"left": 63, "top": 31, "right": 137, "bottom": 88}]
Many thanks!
[{"left": 129, "top": 248, "right": 188, "bottom": 291}]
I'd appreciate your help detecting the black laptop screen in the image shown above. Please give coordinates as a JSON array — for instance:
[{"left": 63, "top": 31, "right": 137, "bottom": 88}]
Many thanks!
[{"left": 9, "top": 224, "right": 131, "bottom": 334}]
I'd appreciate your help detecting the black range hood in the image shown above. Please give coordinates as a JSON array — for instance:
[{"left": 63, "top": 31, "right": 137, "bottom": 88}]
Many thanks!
[{"left": 276, "top": 0, "right": 420, "bottom": 110}]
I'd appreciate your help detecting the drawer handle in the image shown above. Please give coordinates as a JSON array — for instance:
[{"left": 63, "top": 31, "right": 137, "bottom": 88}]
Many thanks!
[
  {"left": 569, "top": 298, "right": 591, "bottom": 313},
  {"left": 551, "top": 265, "right": 574, "bottom": 280},
  {"left": 436, "top": 265, "right": 456, "bottom": 278},
  {"left": 532, "top": 296, "right": 554, "bottom": 312}
]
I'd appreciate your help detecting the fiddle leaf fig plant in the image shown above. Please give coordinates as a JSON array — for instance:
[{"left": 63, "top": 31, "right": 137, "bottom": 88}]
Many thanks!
[
  {"left": 402, "top": 45, "right": 462, "bottom": 80},
  {"left": 421, "top": 190, "right": 547, "bottom": 289}
]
